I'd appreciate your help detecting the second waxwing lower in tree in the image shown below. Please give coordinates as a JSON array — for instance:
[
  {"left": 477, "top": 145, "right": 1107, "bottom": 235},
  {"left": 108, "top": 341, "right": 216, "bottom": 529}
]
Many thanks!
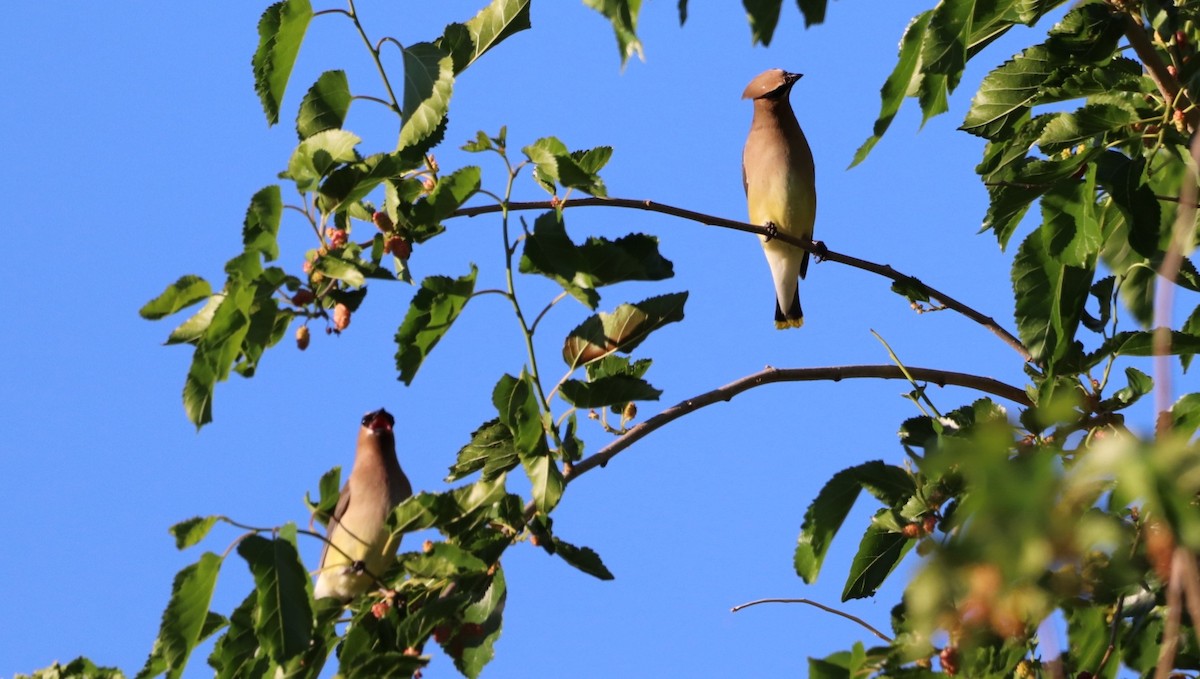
[
  {"left": 742, "top": 68, "right": 817, "bottom": 329},
  {"left": 314, "top": 408, "right": 412, "bottom": 602}
]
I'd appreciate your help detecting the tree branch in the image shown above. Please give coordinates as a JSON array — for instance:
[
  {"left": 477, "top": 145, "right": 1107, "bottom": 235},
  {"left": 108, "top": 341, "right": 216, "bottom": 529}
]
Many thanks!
[
  {"left": 1120, "top": 11, "right": 1197, "bottom": 132},
  {"left": 730, "top": 597, "right": 893, "bottom": 643},
  {"left": 452, "top": 198, "right": 1032, "bottom": 361},
  {"left": 564, "top": 365, "right": 1031, "bottom": 483}
]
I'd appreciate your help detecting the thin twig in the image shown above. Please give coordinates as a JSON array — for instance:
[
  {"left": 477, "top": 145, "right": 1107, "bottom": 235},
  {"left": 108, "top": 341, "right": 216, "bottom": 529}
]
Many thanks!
[
  {"left": 565, "top": 365, "right": 1030, "bottom": 483},
  {"left": 1092, "top": 596, "right": 1124, "bottom": 677},
  {"left": 1120, "top": 11, "right": 1197, "bottom": 132},
  {"left": 730, "top": 597, "right": 892, "bottom": 643},
  {"left": 451, "top": 198, "right": 1032, "bottom": 361},
  {"left": 1177, "top": 549, "right": 1200, "bottom": 651}
]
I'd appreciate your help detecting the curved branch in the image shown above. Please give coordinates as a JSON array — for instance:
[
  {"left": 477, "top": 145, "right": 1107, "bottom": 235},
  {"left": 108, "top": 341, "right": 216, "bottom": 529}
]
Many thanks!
[
  {"left": 730, "top": 597, "right": 892, "bottom": 643},
  {"left": 452, "top": 198, "right": 1031, "bottom": 361},
  {"left": 564, "top": 365, "right": 1031, "bottom": 483}
]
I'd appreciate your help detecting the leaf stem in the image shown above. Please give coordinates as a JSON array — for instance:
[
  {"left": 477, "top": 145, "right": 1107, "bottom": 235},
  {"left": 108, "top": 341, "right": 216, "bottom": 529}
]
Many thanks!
[
  {"left": 346, "top": 0, "right": 402, "bottom": 115},
  {"left": 451, "top": 197, "right": 1032, "bottom": 361},
  {"left": 730, "top": 597, "right": 892, "bottom": 643}
]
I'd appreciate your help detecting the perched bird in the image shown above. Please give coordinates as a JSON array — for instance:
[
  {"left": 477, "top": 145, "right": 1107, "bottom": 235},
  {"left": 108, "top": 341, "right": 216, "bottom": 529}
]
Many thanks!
[
  {"left": 314, "top": 408, "right": 412, "bottom": 601},
  {"left": 742, "top": 68, "right": 817, "bottom": 329}
]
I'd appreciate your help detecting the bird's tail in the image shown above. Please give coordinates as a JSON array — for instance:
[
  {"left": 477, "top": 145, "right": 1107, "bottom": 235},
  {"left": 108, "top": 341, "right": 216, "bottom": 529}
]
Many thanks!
[{"left": 774, "top": 289, "right": 804, "bottom": 329}]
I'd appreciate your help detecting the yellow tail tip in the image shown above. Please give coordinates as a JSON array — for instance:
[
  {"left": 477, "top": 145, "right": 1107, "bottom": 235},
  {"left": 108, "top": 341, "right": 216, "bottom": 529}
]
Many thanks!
[{"left": 774, "top": 317, "right": 804, "bottom": 330}]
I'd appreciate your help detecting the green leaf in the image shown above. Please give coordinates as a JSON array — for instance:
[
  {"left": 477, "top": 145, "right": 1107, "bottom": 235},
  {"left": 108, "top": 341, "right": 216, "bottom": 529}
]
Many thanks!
[
  {"left": 242, "top": 185, "right": 283, "bottom": 262},
  {"left": 411, "top": 166, "right": 481, "bottom": 227},
  {"left": 252, "top": 0, "right": 313, "bottom": 126},
  {"left": 851, "top": 12, "right": 931, "bottom": 168},
  {"left": 922, "top": 0, "right": 974, "bottom": 93},
  {"left": 166, "top": 294, "right": 222, "bottom": 346},
  {"left": 141, "top": 276, "right": 212, "bottom": 320},
  {"left": 842, "top": 515, "right": 913, "bottom": 600},
  {"left": 962, "top": 45, "right": 1055, "bottom": 139},
  {"left": 1011, "top": 225, "right": 1094, "bottom": 366},
  {"left": 743, "top": 0, "right": 783, "bottom": 46},
  {"left": 311, "top": 251, "right": 366, "bottom": 287},
  {"left": 583, "top": 0, "right": 643, "bottom": 64},
  {"left": 1095, "top": 152, "right": 1161, "bottom": 260},
  {"left": 26, "top": 658, "right": 127, "bottom": 679},
  {"left": 521, "top": 449, "right": 564, "bottom": 514},
  {"left": 394, "top": 266, "right": 477, "bottom": 385},
  {"left": 1100, "top": 366, "right": 1153, "bottom": 411},
  {"left": 1171, "top": 393, "right": 1200, "bottom": 438},
  {"left": 236, "top": 531, "right": 313, "bottom": 665},
  {"left": 139, "top": 552, "right": 222, "bottom": 679},
  {"left": 551, "top": 537, "right": 615, "bottom": 580},
  {"left": 562, "top": 292, "right": 688, "bottom": 369},
  {"left": 520, "top": 211, "right": 673, "bottom": 308},
  {"left": 447, "top": 419, "right": 519, "bottom": 482},
  {"left": 285, "top": 129, "right": 361, "bottom": 193},
  {"left": 208, "top": 592, "right": 270, "bottom": 679},
  {"left": 492, "top": 372, "right": 544, "bottom": 455},
  {"left": 296, "top": 70, "right": 351, "bottom": 139},
  {"left": 437, "top": 0, "right": 531, "bottom": 74},
  {"left": 399, "top": 42, "right": 454, "bottom": 154},
  {"left": 521, "top": 138, "right": 610, "bottom": 196},
  {"left": 401, "top": 542, "right": 489, "bottom": 578},
  {"left": 796, "top": 0, "right": 827, "bottom": 26},
  {"left": 795, "top": 462, "right": 914, "bottom": 583},
  {"left": 1183, "top": 303, "right": 1200, "bottom": 371},
  {"left": 1035, "top": 104, "right": 1133, "bottom": 151},
  {"left": 169, "top": 516, "right": 219, "bottom": 550},
  {"left": 454, "top": 568, "right": 507, "bottom": 679},
  {"left": 1041, "top": 168, "right": 1100, "bottom": 268},
  {"left": 559, "top": 375, "right": 662, "bottom": 408},
  {"left": 319, "top": 152, "right": 410, "bottom": 211},
  {"left": 1081, "top": 275, "right": 1115, "bottom": 333},
  {"left": 304, "top": 466, "right": 342, "bottom": 526},
  {"left": 1082, "top": 330, "right": 1200, "bottom": 370}
]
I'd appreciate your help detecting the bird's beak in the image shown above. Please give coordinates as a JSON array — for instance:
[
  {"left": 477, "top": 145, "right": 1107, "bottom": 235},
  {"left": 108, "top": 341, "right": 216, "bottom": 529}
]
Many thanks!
[
  {"left": 783, "top": 71, "right": 804, "bottom": 85},
  {"left": 366, "top": 408, "right": 394, "bottom": 433}
]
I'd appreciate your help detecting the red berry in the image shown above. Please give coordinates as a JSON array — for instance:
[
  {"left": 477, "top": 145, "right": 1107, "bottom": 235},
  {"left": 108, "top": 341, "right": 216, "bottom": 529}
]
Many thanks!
[
  {"left": 291, "top": 289, "right": 314, "bottom": 306},
  {"left": 940, "top": 647, "right": 960, "bottom": 676},
  {"left": 432, "top": 625, "right": 451, "bottom": 644},
  {"left": 1177, "top": 30, "right": 1188, "bottom": 47},
  {"left": 371, "top": 600, "right": 391, "bottom": 619},
  {"left": 385, "top": 236, "right": 412, "bottom": 260},
  {"left": 372, "top": 211, "right": 394, "bottom": 232},
  {"left": 923, "top": 514, "right": 939, "bottom": 535},
  {"left": 326, "top": 228, "right": 348, "bottom": 249},
  {"left": 461, "top": 623, "right": 484, "bottom": 637}
]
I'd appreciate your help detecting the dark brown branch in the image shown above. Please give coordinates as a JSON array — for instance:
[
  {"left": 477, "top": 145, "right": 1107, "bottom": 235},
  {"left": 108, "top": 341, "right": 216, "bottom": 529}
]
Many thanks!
[
  {"left": 452, "top": 198, "right": 1032, "bottom": 361},
  {"left": 564, "top": 365, "right": 1031, "bottom": 484},
  {"left": 730, "top": 597, "right": 893, "bottom": 643}
]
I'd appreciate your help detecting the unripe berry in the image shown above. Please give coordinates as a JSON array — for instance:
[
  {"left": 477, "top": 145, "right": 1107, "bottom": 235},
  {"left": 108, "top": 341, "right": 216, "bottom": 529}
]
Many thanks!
[
  {"left": 422, "top": 539, "right": 434, "bottom": 553},
  {"left": 295, "top": 325, "right": 310, "bottom": 351},
  {"left": 1168, "top": 64, "right": 1179, "bottom": 78},
  {"left": 402, "top": 647, "right": 419, "bottom": 657},
  {"left": 530, "top": 533, "right": 542, "bottom": 547},
  {"left": 422, "top": 177, "right": 436, "bottom": 193},
  {"left": 902, "top": 523, "right": 921, "bottom": 539},
  {"left": 333, "top": 303, "right": 351, "bottom": 331}
]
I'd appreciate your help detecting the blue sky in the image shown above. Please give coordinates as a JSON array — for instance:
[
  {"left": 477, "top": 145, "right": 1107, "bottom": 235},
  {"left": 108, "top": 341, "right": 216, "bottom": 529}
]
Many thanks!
[{"left": 1, "top": 2, "right": 1154, "bottom": 677}]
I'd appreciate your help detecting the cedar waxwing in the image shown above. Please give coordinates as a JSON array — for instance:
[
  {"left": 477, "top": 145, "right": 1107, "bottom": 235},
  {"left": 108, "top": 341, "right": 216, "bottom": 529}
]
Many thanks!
[
  {"left": 742, "top": 69, "right": 817, "bottom": 329},
  {"left": 314, "top": 408, "right": 412, "bottom": 601}
]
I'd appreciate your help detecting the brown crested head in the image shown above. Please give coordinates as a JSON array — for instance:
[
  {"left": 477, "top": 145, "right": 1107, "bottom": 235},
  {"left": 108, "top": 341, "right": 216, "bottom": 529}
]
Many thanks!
[{"left": 741, "top": 69, "right": 803, "bottom": 101}]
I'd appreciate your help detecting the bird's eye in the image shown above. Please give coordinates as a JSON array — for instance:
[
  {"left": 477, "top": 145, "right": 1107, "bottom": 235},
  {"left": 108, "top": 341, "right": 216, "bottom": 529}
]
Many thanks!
[{"left": 361, "top": 413, "right": 372, "bottom": 426}]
